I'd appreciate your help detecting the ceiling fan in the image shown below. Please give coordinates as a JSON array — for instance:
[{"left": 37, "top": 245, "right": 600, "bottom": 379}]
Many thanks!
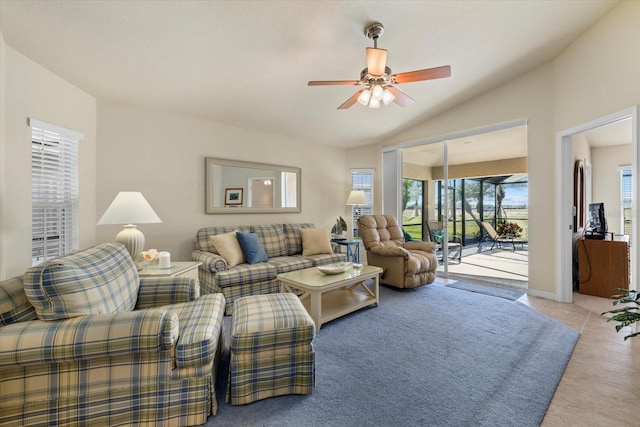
[{"left": 308, "top": 22, "right": 451, "bottom": 109}]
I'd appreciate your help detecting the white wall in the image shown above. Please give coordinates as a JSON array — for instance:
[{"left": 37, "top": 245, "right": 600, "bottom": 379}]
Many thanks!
[
  {"left": 348, "top": 64, "right": 555, "bottom": 295},
  {"left": 552, "top": 1, "right": 640, "bottom": 297},
  {"left": 591, "top": 144, "right": 632, "bottom": 235},
  {"left": 571, "top": 133, "right": 592, "bottom": 232},
  {"left": 572, "top": 134, "right": 591, "bottom": 165},
  {"left": 96, "top": 100, "right": 347, "bottom": 262},
  {"left": 553, "top": 1, "right": 640, "bottom": 132},
  {"left": 3, "top": 0, "right": 638, "bottom": 295},
  {"left": 0, "top": 35, "right": 348, "bottom": 276},
  {"left": 0, "top": 39, "right": 97, "bottom": 279},
  {"left": 0, "top": 33, "right": 6, "bottom": 279},
  {"left": 346, "top": 0, "right": 640, "bottom": 299}
]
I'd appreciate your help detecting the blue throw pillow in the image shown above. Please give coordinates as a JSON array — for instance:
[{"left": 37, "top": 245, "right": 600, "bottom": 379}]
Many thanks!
[{"left": 236, "top": 232, "right": 269, "bottom": 264}]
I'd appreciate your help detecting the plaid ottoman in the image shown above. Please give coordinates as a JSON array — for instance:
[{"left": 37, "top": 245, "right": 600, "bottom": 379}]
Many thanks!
[{"left": 227, "top": 293, "right": 316, "bottom": 405}]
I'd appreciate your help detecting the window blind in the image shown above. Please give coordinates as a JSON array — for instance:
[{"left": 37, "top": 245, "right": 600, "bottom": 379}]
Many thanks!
[
  {"left": 30, "top": 119, "right": 82, "bottom": 264},
  {"left": 620, "top": 167, "right": 632, "bottom": 245},
  {"left": 351, "top": 169, "right": 374, "bottom": 238}
]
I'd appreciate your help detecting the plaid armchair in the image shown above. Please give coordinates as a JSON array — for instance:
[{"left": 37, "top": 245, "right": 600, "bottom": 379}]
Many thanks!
[{"left": 0, "top": 243, "right": 225, "bottom": 427}]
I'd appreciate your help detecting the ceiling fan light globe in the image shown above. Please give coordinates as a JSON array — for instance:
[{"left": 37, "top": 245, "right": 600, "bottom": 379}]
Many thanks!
[
  {"left": 357, "top": 89, "right": 371, "bottom": 106},
  {"left": 368, "top": 97, "right": 381, "bottom": 108},
  {"left": 382, "top": 88, "right": 395, "bottom": 105},
  {"left": 372, "top": 84, "right": 384, "bottom": 101}
]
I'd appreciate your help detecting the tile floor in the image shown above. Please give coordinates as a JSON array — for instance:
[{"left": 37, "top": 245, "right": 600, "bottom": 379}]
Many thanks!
[
  {"left": 438, "top": 247, "right": 529, "bottom": 283},
  {"left": 519, "top": 292, "right": 639, "bottom": 426}
]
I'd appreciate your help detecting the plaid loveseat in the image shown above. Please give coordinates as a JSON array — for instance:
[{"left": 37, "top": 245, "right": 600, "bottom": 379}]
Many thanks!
[
  {"left": 0, "top": 243, "right": 225, "bottom": 427},
  {"left": 192, "top": 223, "right": 344, "bottom": 314}
]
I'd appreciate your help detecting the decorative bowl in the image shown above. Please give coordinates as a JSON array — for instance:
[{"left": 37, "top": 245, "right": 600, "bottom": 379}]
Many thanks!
[{"left": 317, "top": 262, "right": 353, "bottom": 275}]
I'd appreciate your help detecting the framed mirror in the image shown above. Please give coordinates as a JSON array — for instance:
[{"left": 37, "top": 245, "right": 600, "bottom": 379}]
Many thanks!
[{"left": 205, "top": 157, "right": 301, "bottom": 214}]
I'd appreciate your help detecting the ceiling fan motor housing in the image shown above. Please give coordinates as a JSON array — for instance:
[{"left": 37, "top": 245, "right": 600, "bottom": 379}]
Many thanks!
[
  {"left": 365, "top": 22, "right": 384, "bottom": 42},
  {"left": 360, "top": 66, "right": 392, "bottom": 85}
]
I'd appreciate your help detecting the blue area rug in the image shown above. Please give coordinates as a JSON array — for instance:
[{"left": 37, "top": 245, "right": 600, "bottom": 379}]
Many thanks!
[
  {"left": 207, "top": 283, "right": 579, "bottom": 427},
  {"left": 446, "top": 280, "right": 525, "bottom": 300}
]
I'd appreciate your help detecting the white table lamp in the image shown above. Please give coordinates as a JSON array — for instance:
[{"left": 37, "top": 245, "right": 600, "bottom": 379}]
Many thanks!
[
  {"left": 346, "top": 190, "right": 367, "bottom": 240},
  {"left": 97, "top": 192, "right": 161, "bottom": 265}
]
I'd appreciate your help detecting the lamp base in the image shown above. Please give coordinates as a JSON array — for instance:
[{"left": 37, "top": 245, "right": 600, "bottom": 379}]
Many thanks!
[{"left": 115, "top": 224, "right": 145, "bottom": 269}]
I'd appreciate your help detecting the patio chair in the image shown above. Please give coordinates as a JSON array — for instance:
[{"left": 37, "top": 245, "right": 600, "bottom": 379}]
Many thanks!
[
  {"left": 479, "top": 221, "right": 525, "bottom": 251},
  {"left": 424, "top": 220, "right": 462, "bottom": 264}
]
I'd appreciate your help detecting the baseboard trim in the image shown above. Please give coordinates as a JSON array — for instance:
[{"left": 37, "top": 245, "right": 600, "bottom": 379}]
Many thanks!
[{"left": 527, "top": 288, "right": 560, "bottom": 301}]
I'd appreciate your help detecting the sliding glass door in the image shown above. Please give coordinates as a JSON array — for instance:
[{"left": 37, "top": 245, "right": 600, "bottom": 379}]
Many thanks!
[{"left": 394, "top": 122, "right": 529, "bottom": 279}]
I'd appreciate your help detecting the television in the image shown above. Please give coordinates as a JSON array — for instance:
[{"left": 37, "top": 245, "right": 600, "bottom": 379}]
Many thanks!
[{"left": 586, "top": 202, "right": 607, "bottom": 239}]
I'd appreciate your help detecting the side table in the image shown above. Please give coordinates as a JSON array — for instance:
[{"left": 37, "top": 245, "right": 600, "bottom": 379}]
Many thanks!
[
  {"left": 330, "top": 239, "right": 360, "bottom": 263},
  {"left": 138, "top": 261, "right": 202, "bottom": 279}
]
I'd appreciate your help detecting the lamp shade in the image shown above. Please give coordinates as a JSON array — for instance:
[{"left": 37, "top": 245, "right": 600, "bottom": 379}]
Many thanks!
[
  {"left": 346, "top": 190, "right": 367, "bottom": 206},
  {"left": 97, "top": 192, "right": 161, "bottom": 225},
  {"left": 366, "top": 47, "right": 387, "bottom": 76}
]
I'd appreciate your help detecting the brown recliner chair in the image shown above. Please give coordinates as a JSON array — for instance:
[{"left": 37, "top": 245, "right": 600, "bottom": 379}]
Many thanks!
[{"left": 358, "top": 215, "right": 438, "bottom": 288}]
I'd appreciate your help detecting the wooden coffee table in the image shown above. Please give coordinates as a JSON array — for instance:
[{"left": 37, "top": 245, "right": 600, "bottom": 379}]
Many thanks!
[{"left": 277, "top": 265, "right": 382, "bottom": 330}]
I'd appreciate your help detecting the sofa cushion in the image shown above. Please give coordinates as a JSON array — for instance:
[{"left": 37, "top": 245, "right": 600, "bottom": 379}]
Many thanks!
[
  {"left": 251, "top": 224, "right": 287, "bottom": 258},
  {"left": 283, "top": 223, "right": 315, "bottom": 256},
  {"left": 301, "top": 227, "right": 333, "bottom": 256},
  {"left": 214, "top": 263, "right": 278, "bottom": 288},
  {"left": 304, "top": 253, "right": 346, "bottom": 266},
  {"left": 23, "top": 243, "right": 139, "bottom": 321},
  {"left": 231, "top": 293, "right": 315, "bottom": 353},
  {"left": 209, "top": 232, "right": 245, "bottom": 267},
  {"left": 267, "top": 256, "right": 314, "bottom": 274},
  {"left": 0, "top": 277, "right": 37, "bottom": 326},
  {"left": 236, "top": 232, "right": 269, "bottom": 264}
]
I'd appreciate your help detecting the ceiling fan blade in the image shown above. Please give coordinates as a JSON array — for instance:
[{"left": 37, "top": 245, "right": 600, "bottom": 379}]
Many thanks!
[
  {"left": 387, "top": 86, "right": 414, "bottom": 107},
  {"left": 338, "top": 90, "right": 364, "bottom": 109},
  {"left": 392, "top": 65, "right": 451, "bottom": 84},
  {"left": 308, "top": 80, "right": 361, "bottom": 86},
  {"left": 366, "top": 47, "right": 387, "bottom": 75}
]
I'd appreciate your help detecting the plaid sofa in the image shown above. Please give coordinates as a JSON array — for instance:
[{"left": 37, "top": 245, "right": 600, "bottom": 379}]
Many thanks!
[
  {"left": 192, "top": 223, "right": 343, "bottom": 314},
  {"left": 0, "top": 243, "right": 226, "bottom": 427}
]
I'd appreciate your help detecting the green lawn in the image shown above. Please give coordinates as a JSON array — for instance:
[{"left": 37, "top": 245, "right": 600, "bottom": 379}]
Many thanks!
[
  {"left": 402, "top": 211, "right": 423, "bottom": 240},
  {"left": 402, "top": 208, "right": 529, "bottom": 241}
]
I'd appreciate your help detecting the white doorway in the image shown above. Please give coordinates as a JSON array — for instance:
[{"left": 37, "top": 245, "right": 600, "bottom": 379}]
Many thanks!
[
  {"left": 556, "top": 107, "right": 638, "bottom": 303},
  {"left": 247, "top": 177, "right": 275, "bottom": 208}
]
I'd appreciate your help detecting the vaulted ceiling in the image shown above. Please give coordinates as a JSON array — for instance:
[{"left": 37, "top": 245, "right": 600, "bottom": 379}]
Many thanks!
[{"left": 0, "top": 0, "right": 618, "bottom": 148}]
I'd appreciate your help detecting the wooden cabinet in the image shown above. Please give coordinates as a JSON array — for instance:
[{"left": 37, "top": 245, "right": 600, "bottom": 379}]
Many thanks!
[{"left": 578, "top": 238, "right": 629, "bottom": 298}]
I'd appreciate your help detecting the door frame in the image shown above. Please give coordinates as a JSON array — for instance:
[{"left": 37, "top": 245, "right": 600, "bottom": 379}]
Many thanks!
[
  {"left": 247, "top": 176, "right": 276, "bottom": 208},
  {"left": 555, "top": 106, "right": 638, "bottom": 303}
]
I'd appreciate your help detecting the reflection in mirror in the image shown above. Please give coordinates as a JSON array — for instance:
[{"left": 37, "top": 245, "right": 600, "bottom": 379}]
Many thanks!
[{"left": 205, "top": 158, "right": 301, "bottom": 214}]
